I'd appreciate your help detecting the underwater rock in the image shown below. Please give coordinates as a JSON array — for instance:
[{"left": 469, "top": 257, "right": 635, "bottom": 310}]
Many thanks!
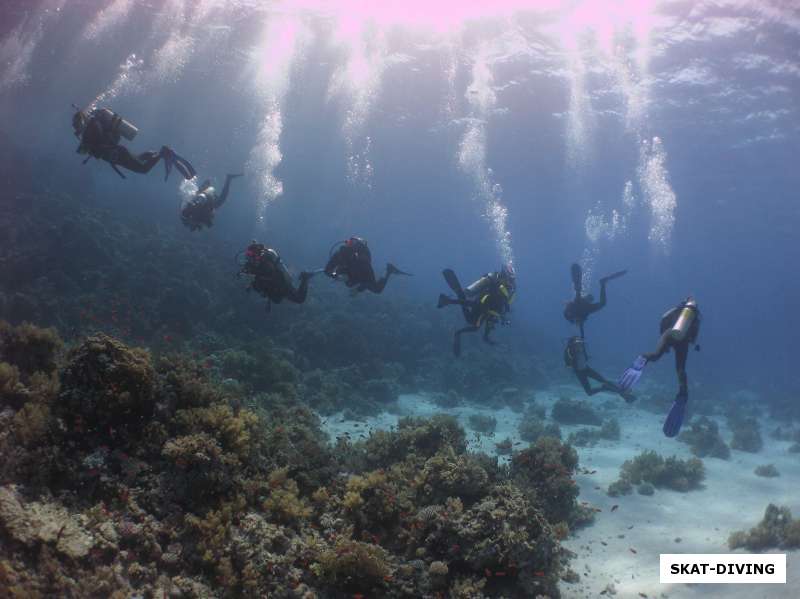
[
  {"left": 678, "top": 416, "right": 730, "bottom": 459},
  {"left": 567, "top": 419, "right": 620, "bottom": 447},
  {"left": 0, "top": 485, "right": 95, "bottom": 559},
  {"left": 551, "top": 397, "right": 602, "bottom": 426},
  {"left": 729, "top": 504, "right": 800, "bottom": 550},
  {"left": 608, "top": 450, "right": 705, "bottom": 495}
]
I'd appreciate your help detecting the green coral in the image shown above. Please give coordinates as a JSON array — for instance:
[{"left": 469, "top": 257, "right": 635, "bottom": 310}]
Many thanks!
[
  {"left": 315, "top": 540, "right": 391, "bottom": 591},
  {"left": 567, "top": 419, "right": 620, "bottom": 447},
  {"left": 518, "top": 411, "right": 561, "bottom": 443},
  {"left": 729, "top": 504, "right": 800, "bottom": 550},
  {"left": 0, "top": 321, "right": 62, "bottom": 378},
  {"left": 728, "top": 416, "right": 763, "bottom": 453},
  {"left": 58, "top": 334, "right": 156, "bottom": 439},
  {"left": 551, "top": 396, "right": 602, "bottom": 426},
  {"left": 754, "top": 464, "right": 779, "bottom": 478},
  {"left": 608, "top": 450, "right": 705, "bottom": 494},
  {"left": 678, "top": 417, "right": 730, "bottom": 459},
  {"left": 467, "top": 413, "right": 497, "bottom": 434},
  {"left": 510, "top": 437, "right": 580, "bottom": 526}
]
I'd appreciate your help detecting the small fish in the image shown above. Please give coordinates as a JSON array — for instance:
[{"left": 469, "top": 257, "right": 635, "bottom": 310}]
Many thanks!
[
  {"left": 485, "top": 568, "right": 492, "bottom": 577},
  {"left": 629, "top": 548, "right": 638, "bottom": 554},
  {"left": 534, "top": 571, "right": 545, "bottom": 577},
  {"left": 610, "top": 504, "right": 619, "bottom": 512},
  {"left": 494, "top": 571, "right": 506, "bottom": 577},
  {"left": 638, "top": 594, "right": 648, "bottom": 598},
  {"left": 600, "top": 541, "right": 608, "bottom": 546}
]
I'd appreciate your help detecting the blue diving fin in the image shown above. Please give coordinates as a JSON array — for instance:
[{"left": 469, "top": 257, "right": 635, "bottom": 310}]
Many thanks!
[
  {"left": 663, "top": 392, "right": 688, "bottom": 437},
  {"left": 618, "top": 355, "right": 647, "bottom": 392}
]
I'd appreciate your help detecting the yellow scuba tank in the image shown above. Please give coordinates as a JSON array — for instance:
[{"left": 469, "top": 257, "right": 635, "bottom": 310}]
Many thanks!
[
  {"left": 93, "top": 108, "right": 139, "bottom": 141},
  {"left": 669, "top": 298, "right": 697, "bottom": 341}
]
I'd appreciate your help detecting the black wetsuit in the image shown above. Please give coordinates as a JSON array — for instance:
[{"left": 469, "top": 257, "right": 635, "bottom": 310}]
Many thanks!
[
  {"left": 564, "top": 263, "right": 626, "bottom": 338},
  {"left": 244, "top": 248, "right": 308, "bottom": 306},
  {"left": 325, "top": 242, "right": 395, "bottom": 294},
  {"left": 182, "top": 175, "right": 241, "bottom": 231},
  {"left": 565, "top": 337, "right": 630, "bottom": 400},
  {"left": 441, "top": 271, "right": 512, "bottom": 356},
  {"left": 564, "top": 289, "right": 606, "bottom": 339},
  {"left": 643, "top": 303, "right": 701, "bottom": 398},
  {"left": 78, "top": 116, "right": 162, "bottom": 177}
]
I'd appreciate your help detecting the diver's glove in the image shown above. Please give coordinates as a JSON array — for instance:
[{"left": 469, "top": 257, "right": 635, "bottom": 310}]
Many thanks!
[
  {"left": 618, "top": 355, "right": 647, "bottom": 392},
  {"left": 663, "top": 390, "right": 688, "bottom": 438}
]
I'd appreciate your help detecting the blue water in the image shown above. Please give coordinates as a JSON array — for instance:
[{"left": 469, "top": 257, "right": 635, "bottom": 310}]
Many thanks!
[{"left": 2, "top": 1, "right": 798, "bottom": 438}]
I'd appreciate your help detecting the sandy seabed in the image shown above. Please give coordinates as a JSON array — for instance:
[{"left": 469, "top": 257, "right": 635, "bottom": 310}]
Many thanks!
[{"left": 323, "top": 386, "right": 799, "bottom": 599}]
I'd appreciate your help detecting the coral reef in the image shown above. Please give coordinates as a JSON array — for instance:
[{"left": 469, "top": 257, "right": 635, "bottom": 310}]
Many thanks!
[
  {"left": 608, "top": 450, "right": 705, "bottom": 496},
  {"left": 678, "top": 417, "right": 730, "bottom": 459},
  {"left": 729, "top": 504, "right": 800, "bottom": 550},
  {"left": 551, "top": 396, "right": 602, "bottom": 426},
  {"left": 728, "top": 415, "right": 763, "bottom": 453},
  {"left": 567, "top": 419, "right": 620, "bottom": 447},
  {"left": 754, "top": 464, "right": 779, "bottom": 478},
  {"left": 0, "top": 323, "right": 577, "bottom": 597}
]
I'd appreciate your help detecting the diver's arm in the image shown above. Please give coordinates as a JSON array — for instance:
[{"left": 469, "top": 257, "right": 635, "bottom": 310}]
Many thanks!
[{"left": 215, "top": 173, "right": 243, "bottom": 209}]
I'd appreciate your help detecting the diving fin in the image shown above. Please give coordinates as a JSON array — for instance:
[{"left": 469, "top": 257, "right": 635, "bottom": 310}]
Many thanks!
[
  {"left": 663, "top": 392, "right": 688, "bottom": 437},
  {"left": 571, "top": 263, "right": 582, "bottom": 294},
  {"left": 618, "top": 355, "right": 647, "bottom": 392},
  {"left": 173, "top": 152, "right": 196, "bottom": 180},
  {"left": 161, "top": 147, "right": 196, "bottom": 181},
  {"left": 387, "top": 263, "right": 412, "bottom": 276},
  {"left": 600, "top": 269, "right": 628, "bottom": 284},
  {"left": 443, "top": 268, "right": 466, "bottom": 300},
  {"left": 437, "top": 294, "right": 454, "bottom": 309}
]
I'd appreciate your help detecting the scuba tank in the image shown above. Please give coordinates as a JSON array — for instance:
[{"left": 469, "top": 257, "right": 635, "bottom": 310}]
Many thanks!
[
  {"left": 669, "top": 298, "right": 698, "bottom": 342},
  {"left": 93, "top": 108, "right": 139, "bottom": 141}
]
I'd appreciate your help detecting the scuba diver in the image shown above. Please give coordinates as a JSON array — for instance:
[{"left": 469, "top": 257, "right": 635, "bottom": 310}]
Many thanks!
[
  {"left": 324, "top": 237, "right": 411, "bottom": 294},
  {"left": 72, "top": 105, "right": 195, "bottom": 180},
  {"left": 564, "top": 336, "right": 634, "bottom": 402},
  {"left": 181, "top": 173, "right": 243, "bottom": 231},
  {"left": 564, "top": 263, "right": 627, "bottom": 338},
  {"left": 437, "top": 265, "right": 515, "bottom": 357},
  {"left": 239, "top": 242, "right": 314, "bottom": 310},
  {"left": 618, "top": 297, "right": 701, "bottom": 437}
]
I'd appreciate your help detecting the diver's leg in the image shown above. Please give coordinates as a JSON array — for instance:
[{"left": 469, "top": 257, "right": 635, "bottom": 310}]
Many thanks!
[
  {"left": 674, "top": 341, "right": 689, "bottom": 396},
  {"left": 215, "top": 173, "right": 244, "bottom": 209},
  {"left": 575, "top": 370, "right": 598, "bottom": 395},
  {"left": 113, "top": 146, "right": 162, "bottom": 174},
  {"left": 287, "top": 274, "right": 310, "bottom": 304},
  {"left": 586, "top": 367, "right": 626, "bottom": 395},
  {"left": 643, "top": 331, "right": 672, "bottom": 363}
]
